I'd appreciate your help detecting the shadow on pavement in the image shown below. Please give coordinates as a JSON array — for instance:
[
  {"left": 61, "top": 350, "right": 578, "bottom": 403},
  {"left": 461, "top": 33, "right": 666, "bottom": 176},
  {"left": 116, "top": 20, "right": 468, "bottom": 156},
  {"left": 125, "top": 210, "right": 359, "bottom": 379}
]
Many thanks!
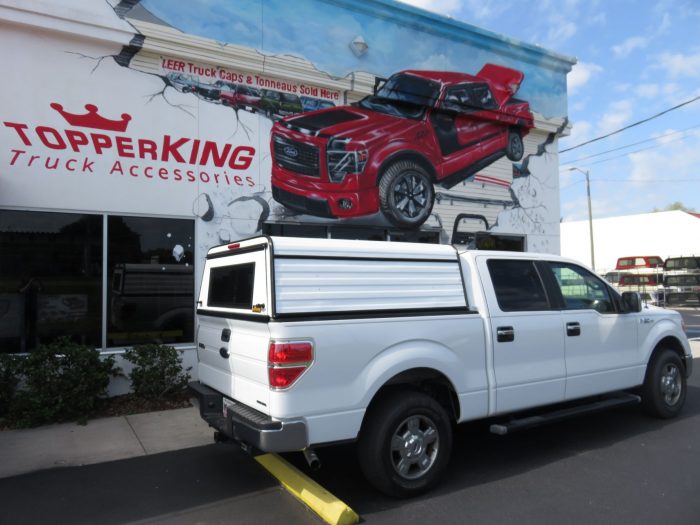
[{"left": 0, "top": 443, "right": 317, "bottom": 525}]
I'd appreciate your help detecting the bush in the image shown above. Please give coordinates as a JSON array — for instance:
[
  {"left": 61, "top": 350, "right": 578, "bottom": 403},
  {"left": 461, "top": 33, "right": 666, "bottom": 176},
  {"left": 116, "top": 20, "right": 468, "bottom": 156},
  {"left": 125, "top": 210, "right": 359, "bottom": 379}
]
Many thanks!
[
  {"left": 10, "top": 337, "right": 118, "bottom": 427},
  {"left": 0, "top": 354, "right": 21, "bottom": 418},
  {"left": 123, "top": 344, "right": 191, "bottom": 401}
]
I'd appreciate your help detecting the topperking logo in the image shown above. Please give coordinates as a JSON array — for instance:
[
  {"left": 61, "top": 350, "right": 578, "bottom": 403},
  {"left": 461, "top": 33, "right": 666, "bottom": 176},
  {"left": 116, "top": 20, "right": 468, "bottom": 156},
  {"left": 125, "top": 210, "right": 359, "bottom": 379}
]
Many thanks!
[{"left": 2, "top": 102, "right": 257, "bottom": 187}]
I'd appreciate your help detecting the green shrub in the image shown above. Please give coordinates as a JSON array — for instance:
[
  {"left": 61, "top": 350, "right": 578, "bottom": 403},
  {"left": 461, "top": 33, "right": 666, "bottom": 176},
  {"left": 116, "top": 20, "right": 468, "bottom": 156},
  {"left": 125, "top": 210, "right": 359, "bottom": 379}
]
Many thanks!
[
  {"left": 123, "top": 344, "right": 191, "bottom": 400},
  {"left": 0, "top": 354, "right": 21, "bottom": 418},
  {"left": 10, "top": 337, "right": 118, "bottom": 427}
]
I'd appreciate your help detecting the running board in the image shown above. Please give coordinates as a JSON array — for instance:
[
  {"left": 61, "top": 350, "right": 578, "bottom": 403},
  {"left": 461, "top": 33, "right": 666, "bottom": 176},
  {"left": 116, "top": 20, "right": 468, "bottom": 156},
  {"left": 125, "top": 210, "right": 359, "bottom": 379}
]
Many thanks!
[{"left": 489, "top": 393, "right": 641, "bottom": 435}]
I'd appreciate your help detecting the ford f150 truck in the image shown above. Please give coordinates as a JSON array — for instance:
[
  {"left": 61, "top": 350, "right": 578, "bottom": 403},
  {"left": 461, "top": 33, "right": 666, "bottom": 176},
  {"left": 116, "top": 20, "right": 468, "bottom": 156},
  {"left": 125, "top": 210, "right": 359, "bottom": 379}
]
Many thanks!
[
  {"left": 270, "top": 64, "right": 533, "bottom": 229},
  {"left": 190, "top": 236, "right": 692, "bottom": 497}
]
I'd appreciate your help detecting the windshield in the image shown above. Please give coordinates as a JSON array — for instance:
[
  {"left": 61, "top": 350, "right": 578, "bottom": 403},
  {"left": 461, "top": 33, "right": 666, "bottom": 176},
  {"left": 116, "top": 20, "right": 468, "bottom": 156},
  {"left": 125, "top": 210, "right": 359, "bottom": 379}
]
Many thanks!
[{"left": 359, "top": 73, "right": 439, "bottom": 119}]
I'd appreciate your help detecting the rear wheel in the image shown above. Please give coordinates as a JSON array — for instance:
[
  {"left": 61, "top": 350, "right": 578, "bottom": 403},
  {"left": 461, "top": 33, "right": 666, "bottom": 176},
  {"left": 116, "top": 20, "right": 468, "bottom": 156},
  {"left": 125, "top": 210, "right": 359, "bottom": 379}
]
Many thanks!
[
  {"left": 505, "top": 130, "right": 524, "bottom": 161},
  {"left": 357, "top": 389, "right": 452, "bottom": 498},
  {"left": 641, "top": 348, "right": 686, "bottom": 418},
  {"left": 378, "top": 161, "right": 435, "bottom": 229}
]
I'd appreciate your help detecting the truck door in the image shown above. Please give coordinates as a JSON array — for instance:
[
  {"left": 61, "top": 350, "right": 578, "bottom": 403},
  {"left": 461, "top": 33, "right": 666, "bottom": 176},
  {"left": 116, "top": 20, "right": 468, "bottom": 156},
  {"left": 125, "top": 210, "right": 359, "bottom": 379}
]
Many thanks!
[
  {"left": 477, "top": 257, "right": 566, "bottom": 414},
  {"left": 542, "top": 262, "right": 643, "bottom": 399}
]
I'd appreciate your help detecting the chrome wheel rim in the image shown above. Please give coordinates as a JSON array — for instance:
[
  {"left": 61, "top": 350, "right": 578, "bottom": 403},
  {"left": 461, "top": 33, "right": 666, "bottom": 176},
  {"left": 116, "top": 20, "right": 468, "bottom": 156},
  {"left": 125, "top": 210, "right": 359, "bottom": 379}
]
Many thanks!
[
  {"left": 390, "top": 415, "right": 439, "bottom": 480},
  {"left": 660, "top": 363, "right": 682, "bottom": 406},
  {"left": 392, "top": 172, "right": 429, "bottom": 220}
]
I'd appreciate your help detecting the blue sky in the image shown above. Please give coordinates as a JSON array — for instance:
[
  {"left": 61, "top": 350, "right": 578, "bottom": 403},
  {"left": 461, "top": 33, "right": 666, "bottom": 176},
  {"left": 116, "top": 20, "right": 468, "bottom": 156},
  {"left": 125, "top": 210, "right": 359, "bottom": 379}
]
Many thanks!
[{"left": 400, "top": 0, "right": 700, "bottom": 221}]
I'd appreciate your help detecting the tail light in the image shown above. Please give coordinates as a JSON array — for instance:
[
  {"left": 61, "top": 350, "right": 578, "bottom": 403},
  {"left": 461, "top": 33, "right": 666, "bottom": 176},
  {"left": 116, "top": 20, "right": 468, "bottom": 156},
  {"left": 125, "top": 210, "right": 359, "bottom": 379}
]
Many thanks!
[{"left": 267, "top": 340, "right": 314, "bottom": 390}]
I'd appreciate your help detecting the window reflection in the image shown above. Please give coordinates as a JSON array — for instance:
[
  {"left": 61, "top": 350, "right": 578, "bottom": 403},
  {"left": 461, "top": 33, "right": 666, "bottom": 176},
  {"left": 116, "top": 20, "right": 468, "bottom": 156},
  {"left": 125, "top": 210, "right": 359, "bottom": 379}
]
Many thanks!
[
  {"left": 107, "top": 216, "right": 194, "bottom": 346},
  {"left": 0, "top": 210, "right": 102, "bottom": 353}
]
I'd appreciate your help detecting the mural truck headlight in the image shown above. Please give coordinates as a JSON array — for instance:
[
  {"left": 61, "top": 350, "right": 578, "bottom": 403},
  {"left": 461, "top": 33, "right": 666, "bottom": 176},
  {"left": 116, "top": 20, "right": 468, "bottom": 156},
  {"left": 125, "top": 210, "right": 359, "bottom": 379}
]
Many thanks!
[{"left": 327, "top": 138, "right": 368, "bottom": 183}]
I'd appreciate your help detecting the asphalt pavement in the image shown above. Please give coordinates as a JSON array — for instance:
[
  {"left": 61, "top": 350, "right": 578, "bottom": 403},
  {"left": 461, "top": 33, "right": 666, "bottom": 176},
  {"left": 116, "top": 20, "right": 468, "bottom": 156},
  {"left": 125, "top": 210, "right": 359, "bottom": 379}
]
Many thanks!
[{"left": 0, "top": 337, "right": 698, "bottom": 525}]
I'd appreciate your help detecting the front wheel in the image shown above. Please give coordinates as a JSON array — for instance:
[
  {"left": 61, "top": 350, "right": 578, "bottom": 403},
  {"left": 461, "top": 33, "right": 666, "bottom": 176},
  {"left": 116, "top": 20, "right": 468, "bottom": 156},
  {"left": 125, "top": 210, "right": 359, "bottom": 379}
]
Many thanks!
[
  {"left": 378, "top": 161, "right": 435, "bottom": 229},
  {"left": 357, "top": 390, "right": 452, "bottom": 498},
  {"left": 641, "top": 348, "right": 687, "bottom": 418}
]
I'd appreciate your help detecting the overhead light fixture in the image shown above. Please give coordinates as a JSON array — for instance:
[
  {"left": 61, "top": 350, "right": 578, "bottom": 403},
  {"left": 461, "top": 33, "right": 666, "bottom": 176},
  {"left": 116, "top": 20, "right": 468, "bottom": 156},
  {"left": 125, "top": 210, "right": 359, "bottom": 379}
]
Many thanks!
[{"left": 349, "top": 35, "right": 369, "bottom": 57}]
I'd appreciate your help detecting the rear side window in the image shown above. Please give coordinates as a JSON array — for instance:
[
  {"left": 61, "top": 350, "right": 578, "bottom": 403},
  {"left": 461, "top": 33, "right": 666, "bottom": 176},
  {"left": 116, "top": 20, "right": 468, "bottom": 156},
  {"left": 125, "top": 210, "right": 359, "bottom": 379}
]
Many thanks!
[
  {"left": 207, "top": 263, "right": 255, "bottom": 309},
  {"left": 487, "top": 259, "right": 550, "bottom": 311}
]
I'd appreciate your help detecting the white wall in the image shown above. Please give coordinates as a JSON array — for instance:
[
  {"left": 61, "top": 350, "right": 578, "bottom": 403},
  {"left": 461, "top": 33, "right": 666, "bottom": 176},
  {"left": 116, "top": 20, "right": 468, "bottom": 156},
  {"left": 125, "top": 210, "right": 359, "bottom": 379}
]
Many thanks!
[{"left": 560, "top": 210, "right": 700, "bottom": 272}]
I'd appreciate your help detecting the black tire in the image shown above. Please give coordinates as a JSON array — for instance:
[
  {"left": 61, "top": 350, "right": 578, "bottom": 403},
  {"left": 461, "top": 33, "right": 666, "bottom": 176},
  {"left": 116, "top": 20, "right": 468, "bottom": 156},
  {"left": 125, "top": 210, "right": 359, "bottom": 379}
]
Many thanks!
[
  {"left": 357, "top": 389, "right": 452, "bottom": 498},
  {"left": 378, "top": 161, "right": 435, "bottom": 229},
  {"left": 641, "top": 348, "right": 687, "bottom": 418},
  {"left": 505, "top": 130, "right": 524, "bottom": 161}
]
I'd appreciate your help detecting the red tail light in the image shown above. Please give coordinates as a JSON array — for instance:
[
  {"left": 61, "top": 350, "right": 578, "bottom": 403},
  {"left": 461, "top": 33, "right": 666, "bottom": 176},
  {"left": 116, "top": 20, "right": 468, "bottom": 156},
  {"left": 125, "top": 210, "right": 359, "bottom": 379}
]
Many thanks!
[{"left": 268, "top": 340, "right": 314, "bottom": 390}]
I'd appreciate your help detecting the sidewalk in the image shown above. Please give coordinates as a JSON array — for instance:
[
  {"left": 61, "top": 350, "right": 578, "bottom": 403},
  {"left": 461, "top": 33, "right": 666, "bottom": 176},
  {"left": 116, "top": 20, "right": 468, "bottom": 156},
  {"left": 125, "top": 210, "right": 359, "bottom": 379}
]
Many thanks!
[
  {"left": 0, "top": 405, "right": 213, "bottom": 480},
  {"left": 1, "top": 341, "right": 698, "bottom": 481}
]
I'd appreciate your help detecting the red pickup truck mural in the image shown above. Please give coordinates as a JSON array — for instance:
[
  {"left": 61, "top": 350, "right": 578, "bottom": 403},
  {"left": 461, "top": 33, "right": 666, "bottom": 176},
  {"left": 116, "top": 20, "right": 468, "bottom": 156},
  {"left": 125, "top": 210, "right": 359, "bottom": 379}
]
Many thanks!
[{"left": 270, "top": 64, "right": 533, "bottom": 228}]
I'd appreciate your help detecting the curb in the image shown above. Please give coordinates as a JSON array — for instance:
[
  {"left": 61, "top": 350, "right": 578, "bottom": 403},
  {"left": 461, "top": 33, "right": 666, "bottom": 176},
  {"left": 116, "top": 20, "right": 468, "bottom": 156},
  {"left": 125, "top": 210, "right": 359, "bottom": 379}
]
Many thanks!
[{"left": 255, "top": 453, "right": 359, "bottom": 525}]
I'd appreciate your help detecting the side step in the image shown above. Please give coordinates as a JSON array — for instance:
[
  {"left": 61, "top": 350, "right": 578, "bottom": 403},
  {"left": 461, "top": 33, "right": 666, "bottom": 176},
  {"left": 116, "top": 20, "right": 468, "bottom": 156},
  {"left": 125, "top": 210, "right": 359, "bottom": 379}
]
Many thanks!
[{"left": 489, "top": 393, "right": 641, "bottom": 435}]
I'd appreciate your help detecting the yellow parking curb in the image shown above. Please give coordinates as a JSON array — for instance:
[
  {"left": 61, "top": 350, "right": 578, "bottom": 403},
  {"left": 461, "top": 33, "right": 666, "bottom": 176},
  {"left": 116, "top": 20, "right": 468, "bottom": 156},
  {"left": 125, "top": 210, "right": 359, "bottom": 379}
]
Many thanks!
[{"left": 255, "top": 453, "right": 360, "bottom": 525}]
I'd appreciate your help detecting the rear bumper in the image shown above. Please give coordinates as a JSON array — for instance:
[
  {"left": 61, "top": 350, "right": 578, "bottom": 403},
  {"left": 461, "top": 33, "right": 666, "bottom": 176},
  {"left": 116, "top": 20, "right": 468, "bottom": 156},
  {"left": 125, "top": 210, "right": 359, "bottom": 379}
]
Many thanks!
[{"left": 189, "top": 381, "right": 308, "bottom": 452}]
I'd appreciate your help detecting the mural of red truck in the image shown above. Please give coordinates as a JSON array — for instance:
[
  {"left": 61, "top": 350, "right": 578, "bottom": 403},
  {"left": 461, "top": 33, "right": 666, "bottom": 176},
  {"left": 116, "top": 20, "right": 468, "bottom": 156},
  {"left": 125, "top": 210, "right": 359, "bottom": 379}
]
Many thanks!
[{"left": 270, "top": 63, "right": 534, "bottom": 229}]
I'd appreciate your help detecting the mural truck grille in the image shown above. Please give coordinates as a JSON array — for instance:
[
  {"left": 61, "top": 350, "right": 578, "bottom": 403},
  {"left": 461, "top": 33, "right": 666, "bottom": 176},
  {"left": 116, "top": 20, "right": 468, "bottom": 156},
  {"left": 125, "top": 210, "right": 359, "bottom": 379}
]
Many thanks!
[{"left": 272, "top": 135, "right": 320, "bottom": 177}]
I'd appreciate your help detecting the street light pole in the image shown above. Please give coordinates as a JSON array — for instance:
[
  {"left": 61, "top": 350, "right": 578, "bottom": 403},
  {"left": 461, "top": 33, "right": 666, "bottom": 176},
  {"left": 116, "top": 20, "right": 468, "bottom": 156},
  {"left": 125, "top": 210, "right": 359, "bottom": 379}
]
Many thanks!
[{"left": 569, "top": 167, "right": 596, "bottom": 271}]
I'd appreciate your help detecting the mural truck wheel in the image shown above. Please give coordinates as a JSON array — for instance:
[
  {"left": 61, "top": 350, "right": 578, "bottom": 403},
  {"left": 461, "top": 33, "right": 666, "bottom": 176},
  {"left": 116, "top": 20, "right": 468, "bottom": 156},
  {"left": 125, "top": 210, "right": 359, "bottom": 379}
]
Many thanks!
[
  {"left": 506, "top": 130, "right": 524, "bottom": 161},
  {"left": 379, "top": 160, "right": 435, "bottom": 229}
]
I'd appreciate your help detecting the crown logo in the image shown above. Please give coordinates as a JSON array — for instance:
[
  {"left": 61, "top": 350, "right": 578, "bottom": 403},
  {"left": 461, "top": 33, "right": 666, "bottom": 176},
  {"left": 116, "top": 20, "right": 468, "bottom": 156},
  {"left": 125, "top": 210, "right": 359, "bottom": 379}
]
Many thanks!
[{"left": 50, "top": 102, "right": 132, "bottom": 132}]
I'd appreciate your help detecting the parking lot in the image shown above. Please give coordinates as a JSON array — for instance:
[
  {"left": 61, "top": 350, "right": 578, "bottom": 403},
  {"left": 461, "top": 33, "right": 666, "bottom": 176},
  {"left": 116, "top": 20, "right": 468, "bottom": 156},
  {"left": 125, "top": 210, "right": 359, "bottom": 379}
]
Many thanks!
[{"left": 2, "top": 365, "right": 699, "bottom": 524}]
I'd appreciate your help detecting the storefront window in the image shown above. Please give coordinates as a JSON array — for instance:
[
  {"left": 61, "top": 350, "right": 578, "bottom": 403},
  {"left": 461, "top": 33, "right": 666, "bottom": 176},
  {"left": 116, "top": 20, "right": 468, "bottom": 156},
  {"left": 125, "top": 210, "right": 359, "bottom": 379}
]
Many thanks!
[
  {"left": 107, "top": 216, "right": 194, "bottom": 347},
  {"left": 0, "top": 210, "right": 102, "bottom": 353}
]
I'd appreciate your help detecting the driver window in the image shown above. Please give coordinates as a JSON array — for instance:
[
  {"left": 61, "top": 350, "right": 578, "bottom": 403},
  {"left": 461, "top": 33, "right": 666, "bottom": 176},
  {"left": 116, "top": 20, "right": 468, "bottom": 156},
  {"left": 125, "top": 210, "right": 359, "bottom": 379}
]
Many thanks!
[
  {"left": 471, "top": 84, "right": 497, "bottom": 110},
  {"left": 547, "top": 263, "right": 614, "bottom": 313}
]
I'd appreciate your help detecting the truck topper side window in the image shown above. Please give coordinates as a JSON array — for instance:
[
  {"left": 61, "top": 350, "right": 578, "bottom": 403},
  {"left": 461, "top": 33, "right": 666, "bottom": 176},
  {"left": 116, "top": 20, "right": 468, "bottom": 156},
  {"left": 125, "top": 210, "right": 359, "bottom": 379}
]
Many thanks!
[
  {"left": 487, "top": 259, "right": 550, "bottom": 312},
  {"left": 547, "top": 263, "right": 614, "bottom": 313}
]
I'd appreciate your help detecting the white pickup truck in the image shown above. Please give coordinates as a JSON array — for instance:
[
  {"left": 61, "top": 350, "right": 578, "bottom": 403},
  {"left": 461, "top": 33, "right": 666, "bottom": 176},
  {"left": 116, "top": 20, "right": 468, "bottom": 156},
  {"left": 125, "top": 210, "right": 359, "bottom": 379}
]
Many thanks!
[{"left": 189, "top": 236, "right": 692, "bottom": 497}]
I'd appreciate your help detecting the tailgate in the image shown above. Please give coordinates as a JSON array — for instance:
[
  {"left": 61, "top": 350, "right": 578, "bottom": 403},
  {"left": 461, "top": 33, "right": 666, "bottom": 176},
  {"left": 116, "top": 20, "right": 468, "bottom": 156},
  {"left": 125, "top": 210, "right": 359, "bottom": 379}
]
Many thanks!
[{"left": 196, "top": 240, "right": 272, "bottom": 415}]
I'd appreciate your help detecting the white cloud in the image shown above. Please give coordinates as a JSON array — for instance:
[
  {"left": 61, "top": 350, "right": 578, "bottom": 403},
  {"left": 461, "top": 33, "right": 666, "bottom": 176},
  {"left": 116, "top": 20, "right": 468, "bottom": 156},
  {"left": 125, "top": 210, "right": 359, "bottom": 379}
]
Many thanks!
[
  {"left": 597, "top": 99, "right": 634, "bottom": 135},
  {"left": 612, "top": 36, "right": 648, "bottom": 58},
  {"left": 567, "top": 61, "right": 602, "bottom": 95},
  {"left": 547, "top": 20, "right": 577, "bottom": 43},
  {"left": 636, "top": 84, "right": 659, "bottom": 98},
  {"left": 562, "top": 120, "right": 593, "bottom": 149},
  {"left": 628, "top": 134, "right": 700, "bottom": 188},
  {"left": 653, "top": 49, "right": 700, "bottom": 78}
]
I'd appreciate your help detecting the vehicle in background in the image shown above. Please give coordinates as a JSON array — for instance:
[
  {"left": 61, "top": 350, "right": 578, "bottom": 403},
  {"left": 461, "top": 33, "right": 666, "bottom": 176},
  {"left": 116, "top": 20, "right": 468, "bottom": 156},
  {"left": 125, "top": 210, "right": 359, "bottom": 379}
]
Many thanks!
[
  {"left": 663, "top": 256, "right": 700, "bottom": 274},
  {"left": 260, "top": 89, "right": 303, "bottom": 119},
  {"left": 617, "top": 273, "right": 662, "bottom": 303},
  {"left": 615, "top": 256, "right": 664, "bottom": 273},
  {"left": 220, "top": 85, "right": 262, "bottom": 111},
  {"left": 192, "top": 80, "right": 222, "bottom": 101},
  {"left": 165, "top": 72, "right": 196, "bottom": 93},
  {"left": 603, "top": 271, "right": 622, "bottom": 285},
  {"left": 300, "top": 96, "right": 336, "bottom": 112},
  {"left": 213, "top": 80, "right": 238, "bottom": 98},
  {"left": 662, "top": 274, "right": 700, "bottom": 305},
  {"left": 110, "top": 263, "right": 194, "bottom": 342}
]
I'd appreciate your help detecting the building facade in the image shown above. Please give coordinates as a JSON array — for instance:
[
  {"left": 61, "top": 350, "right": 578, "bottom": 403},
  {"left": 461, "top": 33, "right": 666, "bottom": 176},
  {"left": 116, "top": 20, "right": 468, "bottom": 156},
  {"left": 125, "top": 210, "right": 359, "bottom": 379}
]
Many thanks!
[{"left": 0, "top": 0, "right": 574, "bottom": 379}]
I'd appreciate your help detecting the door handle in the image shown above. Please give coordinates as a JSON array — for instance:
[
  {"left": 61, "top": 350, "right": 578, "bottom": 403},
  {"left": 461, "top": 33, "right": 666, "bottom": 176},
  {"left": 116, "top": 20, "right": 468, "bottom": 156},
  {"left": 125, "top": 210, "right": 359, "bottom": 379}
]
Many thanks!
[
  {"left": 221, "top": 328, "right": 231, "bottom": 342},
  {"left": 497, "top": 326, "right": 514, "bottom": 343},
  {"left": 566, "top": 322, "right": 581, "bottom": 336}
]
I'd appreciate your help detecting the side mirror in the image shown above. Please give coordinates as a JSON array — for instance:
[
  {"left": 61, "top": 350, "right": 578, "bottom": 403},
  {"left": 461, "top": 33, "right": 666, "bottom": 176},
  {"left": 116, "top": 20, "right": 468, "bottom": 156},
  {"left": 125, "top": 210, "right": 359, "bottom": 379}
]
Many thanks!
[{"left": 621, "top": 292, "right": 642, "bottom": 313}]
